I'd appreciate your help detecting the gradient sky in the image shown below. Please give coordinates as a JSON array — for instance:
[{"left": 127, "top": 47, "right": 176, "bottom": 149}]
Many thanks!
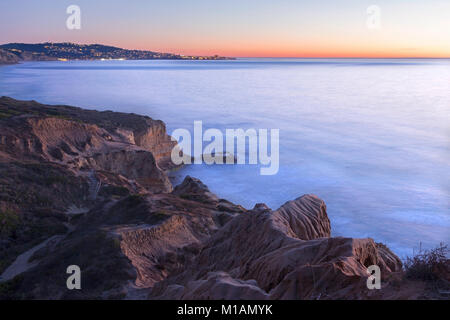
[{"left": 1, "top": 0, "right": 449, "bottom": 57}]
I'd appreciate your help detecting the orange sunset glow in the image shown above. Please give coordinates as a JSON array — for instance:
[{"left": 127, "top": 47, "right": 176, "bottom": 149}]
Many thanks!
[{"left": 1, "top": 0, "right": 450, "bottom": 58}]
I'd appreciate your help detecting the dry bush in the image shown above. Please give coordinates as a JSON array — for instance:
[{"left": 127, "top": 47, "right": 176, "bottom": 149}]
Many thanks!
[{"left": 404, "top": 243, "right": 449, "bottom": 281}]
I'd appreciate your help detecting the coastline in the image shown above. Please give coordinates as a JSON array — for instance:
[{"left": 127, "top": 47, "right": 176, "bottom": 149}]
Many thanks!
[
  {"left": 0, "top": 43, "right": 235, "bottom": 65},
  {"left": 0, "top": 96, "right": 448, "bottom": 299},
  {"left": 1, "top": 58, "right": 449, "bottom": 259}
]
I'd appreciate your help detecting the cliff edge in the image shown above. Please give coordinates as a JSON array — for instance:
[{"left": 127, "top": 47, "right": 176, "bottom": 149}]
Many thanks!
[{"left": 0, "top": 97, "right": 446, "bottom": 300}]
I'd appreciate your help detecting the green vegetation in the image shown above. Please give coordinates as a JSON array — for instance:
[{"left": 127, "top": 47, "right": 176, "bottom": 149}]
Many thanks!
[
  {"left": 0, "top": 108, "right": 23, "bottom": 119},
  {"left": 179, "top": 193, "right": 193, "bottom": 200},
  {"left": 0, "top": 275, "right": 24, "bottom": 300},
  {"left": 125, "top": 194, "right": 145, "bottom": 207},
  {"left": 179, "top": 193, "right": 210, "bottom": 204},
  {"left": 0, "top": 162, "right": 87, "bottom": 207},
  {"left": 99, "top": 185, "right": 130, "bottom": 198},
  {"left": 54, "top": 231, "right": 133, "bottom": 298},
  {"left": 0, "top": 209, "right": 21, "bottom": 237},
  {"left": 151, "top": 210, "right": 172, "bottom": 223},
  {"left": 0, "top": 96, "right": 154, "bottom": 133},
  {"left": 111, "top": 237, "right": 122, "bottom": 250},
  {"left": 44, "top": 173, "right": 69, "bottom": 186}
]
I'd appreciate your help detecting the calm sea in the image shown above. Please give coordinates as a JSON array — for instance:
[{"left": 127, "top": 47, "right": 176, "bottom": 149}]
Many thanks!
[{"left": 1, "top": 58, "right": 449, "bottom": 257}]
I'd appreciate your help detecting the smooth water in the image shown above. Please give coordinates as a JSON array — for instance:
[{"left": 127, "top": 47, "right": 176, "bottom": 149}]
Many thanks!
[{"left": 0, "top": 59, "right": 449, "bottom": 257}]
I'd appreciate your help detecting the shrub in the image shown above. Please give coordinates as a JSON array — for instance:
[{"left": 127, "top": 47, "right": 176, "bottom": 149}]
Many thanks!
[
  {"left": 0, "top": 209, "right": 21, "bottom": 237},
  {"left": 125, "top": 194, "right": 145, "bottom": 207},
  {"left": 0, "top": 275, "right": 24, "bottom": 300},
  {"left": 404, "top": 242, "right": 449, "bottom": 281},
  {"left": 99, "top": 185, "right": 129, "bottom": 197},
  {"left": 151, "top": 210, "right": 171, "bottom": 223}
]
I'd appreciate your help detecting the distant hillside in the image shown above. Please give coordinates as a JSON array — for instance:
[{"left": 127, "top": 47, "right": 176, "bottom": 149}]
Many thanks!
[
  {"left": 0, "top": 49, "right": 20, "bottom": 64},
  {"left": 0, "top": 42, "right": 232, "bottom": 62}
]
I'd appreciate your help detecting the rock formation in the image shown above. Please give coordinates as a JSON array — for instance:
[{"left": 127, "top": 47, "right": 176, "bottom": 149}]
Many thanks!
[
  {"left": 149, "top": 194, "right": 402, "bottom": 300},
  {"left": 0, "top": 97, "right": 446, "bottom": 300},
  {"left": 0, "top": 97, "right": 175, "bottom": 193}
]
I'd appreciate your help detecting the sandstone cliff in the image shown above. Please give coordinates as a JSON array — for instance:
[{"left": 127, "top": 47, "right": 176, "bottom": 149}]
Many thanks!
[
  {"left": 149, "top": 193, "right": 402, "bottom": 300},
  {"left": 0, "top": 97, "right": 446, "bottom": 300},
  {"left": 0, "top": 97, "right": 175, "bottom": 282}
]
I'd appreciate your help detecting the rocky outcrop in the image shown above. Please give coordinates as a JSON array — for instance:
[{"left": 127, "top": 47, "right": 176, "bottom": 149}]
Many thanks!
[
  {"left": 149, "top": 195, "right": 402, "bottom": 300},
  {"left": 172, "top": 176, "right": 219, "bottom": 203},
  {"left": 132, "top": 123, "right": 178, "bottom": 170},
  {"left": 83, "top": 150, "right": 172, "bottom": 193},
  {"left": 0, "top": 97, "right": 175, "bottom": 194},
  {"left": 155, "top": 271, "right": 269, "bottom": 300},
  {"left": 0, "top": 97, "right": 177, "bottom": 282},
  {"left": 0, "top": 96, "right": 177, "bottom": 169},
  {"left": 271, "top": 195, "right": 330, "bottom": 240},
  {"left": 2, "top": 97, "right": 443, "bottom": 300},
  {"left": 0, "top": 116, "right": 113, "bottom": 161},
  {"left": 1, "top": 176, "right": 245, "bottom": 299}
]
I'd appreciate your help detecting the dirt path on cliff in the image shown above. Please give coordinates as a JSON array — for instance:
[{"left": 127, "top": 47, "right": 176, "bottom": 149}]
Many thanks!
[
  {"left": 0, "top": 235, "right": 65, "bottom": 282},
  {"left": 0, "top": 205, "right": 86, "bottom": 283}
]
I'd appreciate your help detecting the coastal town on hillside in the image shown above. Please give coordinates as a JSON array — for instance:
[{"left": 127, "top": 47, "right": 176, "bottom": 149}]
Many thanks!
[{"left": 0, "top": 42, "right": 232, "bottom": 62}]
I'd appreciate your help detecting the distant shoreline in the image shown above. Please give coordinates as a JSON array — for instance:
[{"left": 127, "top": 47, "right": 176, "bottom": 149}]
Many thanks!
[{"left": 0, "top": 42, "right": 235, "bottom": 65}]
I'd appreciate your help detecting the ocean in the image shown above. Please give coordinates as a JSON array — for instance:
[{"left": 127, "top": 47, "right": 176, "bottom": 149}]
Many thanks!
[{"left": 0, "top": 58, "right": 449, "bottom": 257}]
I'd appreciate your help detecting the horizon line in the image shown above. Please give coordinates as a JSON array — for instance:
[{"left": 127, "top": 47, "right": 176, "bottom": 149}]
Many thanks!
[{"left": 1, "top": 41, "right": 449, "bottom": 59}]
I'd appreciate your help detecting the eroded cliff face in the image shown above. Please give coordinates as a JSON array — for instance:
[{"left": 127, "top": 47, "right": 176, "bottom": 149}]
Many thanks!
[
  {"left": 132, "top": 122, "right": 177, "bottom": 171},
  {"left": 0, "top": 96, "right": 176, "bottom": 169},
  {"left": 0, "top": 97, "right": 174, "bottom": 194},
  {"left": 0, "top": 97, "right": 175, "bottom": 285},
  {"left": 148, "top": 193, "right": 402, "bottom": 300},
  {"left": 0, "top": 97, "right": 444, "bottom": 300}
]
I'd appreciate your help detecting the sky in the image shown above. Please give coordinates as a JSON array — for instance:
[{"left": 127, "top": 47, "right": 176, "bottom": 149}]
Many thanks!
[{"left": 0, "top": 0, "right": 449, "bottom": 58}]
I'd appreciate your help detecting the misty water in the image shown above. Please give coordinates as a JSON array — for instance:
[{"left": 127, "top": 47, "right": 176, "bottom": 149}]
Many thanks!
[{"left": 0, "top": 58, "right": 449, "bottom": 257}]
